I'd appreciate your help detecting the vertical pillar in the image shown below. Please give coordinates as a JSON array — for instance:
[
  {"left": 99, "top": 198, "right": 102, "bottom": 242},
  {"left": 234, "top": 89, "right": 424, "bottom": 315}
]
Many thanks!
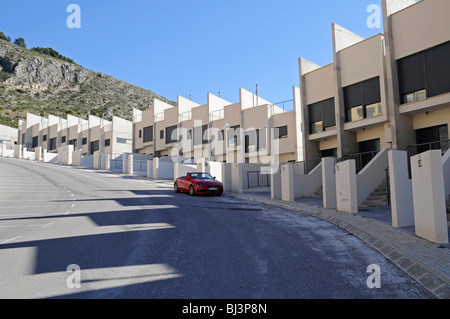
[
  {"left": 153, "top": 157, "right": 159, "bottom": 179},
  {"left": 197, "top": 158, "right": 207, "bottom": 172},
  {"left": 35, "top": 146, "right": 42, "bottom": 162},
  {"left": 147, "top": 160, "right": 152, "bottom": 178},
  {"left": 127, "top": 153, "right": 134, "bottom": 175},
  {"left": 281, "top": 163, "right": 295, "bottom": 202},
  {"left": 335, "top": 160, "right": 358, "bottom": 213},
  {"left": 270, "top": 164, "right": 282, "bottom": 200},
  {"left": 322, "top": 157, "right": 337, "bottom": 209},
  {"left": 411, "top": 151, "right": 448, "bottom": 244},
  {"left": 388, "top": 150, "right": 414, "bottom": 228},
  {"left": 231, "top": 163, "right": 243, "bottom": 193}
]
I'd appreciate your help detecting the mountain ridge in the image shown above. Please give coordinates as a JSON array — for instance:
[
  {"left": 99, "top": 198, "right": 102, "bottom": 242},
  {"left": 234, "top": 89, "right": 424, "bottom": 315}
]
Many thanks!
[{"left": 0, "top": 39, "right": 175, "bottom": 128}]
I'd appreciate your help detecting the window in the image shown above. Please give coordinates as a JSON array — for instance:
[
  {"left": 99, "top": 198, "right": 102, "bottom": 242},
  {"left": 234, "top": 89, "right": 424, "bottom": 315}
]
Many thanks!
[
  {"left": 32, "top": 136, "right": 38, "bottom": 148},
  {"left": 274, "top": 126, "right": 288, "bottom": 139},
  {"left": 321, "top": 148, "right": 337, "bottom": 158},
  {"left": 193, "top": 124, "right": 208, "bottom": 145},
  {"left": 61, "top": 136, "right": 66, "bottom": 144},
  {"left": 49, "top": 137, "right": 57, "bottom": 150},
  {"left": 227, "top": 125, "right": 241, "bottom": 147},
  {"left": 308, "top": 98, "right": 336, "bottom": 133},
  {"left": 165, "top": 125, "right": 178, "bottom": 144},
  {"left": 90, "top": 140, "right": 99, "bottom": 154},
  {"left": 344, "top": 77, "right": 381, "bottom": 122},
  {"left": 416, "top": 124, "right": 449, "bottom": 155},
  {"left": 69, "top": 139, "right": 77, "bottom": 146},
  {"left": 117, "top": 137, "right": 132, "bottom": 144},
  {"left": 245, "top": 128, "right": 266, "bottom": 153},
  {"left": 105, "top": 139, "right": 111, "bottom": 147},
  {"left": 398, "top": 41, "right": 450, "bottom": 104},
  {"left": 143, "top": 125, "right": 153, "bottom": 143},
  {"left": 82, "top": 137, "right": 87, "bottom": 145},
  {"left": 43, "top": 135, "right": 47, "bottom": 142},
  {"left": 138, "top": 130, "right": 142, "bottom": 138},
  {"left": 160, "top": 130, "right": 164, "bottom": 139}
]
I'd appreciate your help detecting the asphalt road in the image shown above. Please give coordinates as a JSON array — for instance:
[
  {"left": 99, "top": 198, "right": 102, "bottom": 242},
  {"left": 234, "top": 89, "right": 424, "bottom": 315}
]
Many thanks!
[{"left": 0, "top": 157, "right": 436, "bottom": 299}]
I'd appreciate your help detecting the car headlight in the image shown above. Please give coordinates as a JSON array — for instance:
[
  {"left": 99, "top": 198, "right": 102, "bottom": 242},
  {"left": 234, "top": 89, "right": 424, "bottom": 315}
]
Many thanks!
[{"left": 196, "top": 183, "right": 205, "bottom": 187}]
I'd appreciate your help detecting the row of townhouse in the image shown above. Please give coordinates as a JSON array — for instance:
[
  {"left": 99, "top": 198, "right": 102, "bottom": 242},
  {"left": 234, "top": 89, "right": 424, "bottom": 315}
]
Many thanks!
[
  {"left": 17, "top": 112, "right": 133, "bottom": 159},
  {"left": 132, "top": 89, "right": 299, "bottom": 165},
  {"left": 131, "top": 0, "right": 450, "bottom": 172},
  {"left": 300, "top": 0, "right": 450, "bottom": 173},
  {"left": 14, "top": 0, "right": 450, "bottom": 174},
  {"left": 7, "top": 0, "right": 449, "bottom": 244}
]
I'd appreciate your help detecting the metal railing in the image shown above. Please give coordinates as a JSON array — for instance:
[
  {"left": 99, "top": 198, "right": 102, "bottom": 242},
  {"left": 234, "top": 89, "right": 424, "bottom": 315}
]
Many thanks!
[
  {"left": 134, "top": 113, "right": 143, "bottom": 123},
  {"left": 247, "top": 171, "right": 271, "bottom": 189},
  {"left": 385, "top": 166, "right": 390, "bottom": 206},
  {"left": 154, "top": 112, "right": 164, "bottom": 122},
  {"left": 209, "top": 109, "right": 224, "bottom": 122},
  {"left": 403, "top": 139, "right": 450, "bottom": 178},
  {"left": 336, "top": 150, "right": 380, "bottom": 174},
  {"left": 179, "top": 111, "right": 192, "bottom": 122},
  {"left": 295, "top": 158, "right": 323, "bottom": 175}
]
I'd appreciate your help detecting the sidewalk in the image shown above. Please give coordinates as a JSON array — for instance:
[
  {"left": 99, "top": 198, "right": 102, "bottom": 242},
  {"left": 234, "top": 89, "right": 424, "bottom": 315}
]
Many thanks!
[{"left": 226, "top": 191, "right": 450, "bottom": 299}]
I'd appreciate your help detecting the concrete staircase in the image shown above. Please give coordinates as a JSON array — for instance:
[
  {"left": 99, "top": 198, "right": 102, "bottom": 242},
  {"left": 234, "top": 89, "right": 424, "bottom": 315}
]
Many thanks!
[{"left": 362, "top": 179, "right": 389, "bottom": 207}]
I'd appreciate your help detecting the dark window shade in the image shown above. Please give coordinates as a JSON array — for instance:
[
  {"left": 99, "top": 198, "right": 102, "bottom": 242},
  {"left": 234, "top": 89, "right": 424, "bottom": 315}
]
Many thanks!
[
  {"left": 105, "top": 139, "right": 111, "bottom": 147},
  {"left": 32, "top": 136, "right": 38, "bottom": 148},
  {"left": 343, "top": 83, "right": 362, "bottom": 109},
  {"left": 308, "top": 102, "right": 322, "bottom": 123},
  {"left": 90, "top": 140, "right": 99, "bottom": 154},
  {"left": 143, "top": 125, "right": 153, "bottom": 143},
  {"left": 397, "top": 52, "right": 426, "bottom": 95},
  {"left": 425, "top": 41, "right": 450, "bottom": 98},
  {"left": 61, "top": 136, "right": 66, "bottom": 144},
  {"left": 228, "top": 125, "right": 241, "bottom": 146},
  {"left": 362, "top": 77, "right": 381, "bottom": 105},
  {"left": 82, "top": 137, "right": 87, "bottom": 145},
  {"left": 322, "top": 98, "right": 336, "bottom": 128},
  {"left": 49, "top": 137, "right": 57, "bottom": 150},
  {"left": 43, "top": 135, "right": 47, "bottom": 142},
  {"left": 257, "top": 128, "right": 266, "bottom": 150},
  {"left": 275, "top": 126, "right": 288, "bottom": 139},
  {"left": 193, "top": 125, "right": 208, "bottom": 145},
  {"left": 165, "top": 125, "right": 177, "bottom": 144}
]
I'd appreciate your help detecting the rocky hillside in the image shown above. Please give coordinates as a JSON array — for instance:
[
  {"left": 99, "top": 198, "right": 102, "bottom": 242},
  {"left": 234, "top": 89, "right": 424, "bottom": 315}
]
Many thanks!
[{"left": 0, "top": 39, "right": 174, "bottom": 128}]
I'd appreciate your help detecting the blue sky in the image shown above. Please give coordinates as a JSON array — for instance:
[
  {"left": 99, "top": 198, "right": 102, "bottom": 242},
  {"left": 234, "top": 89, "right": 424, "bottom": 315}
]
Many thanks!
[{"left": 0, "top": 0, "right": 383, "bottom": 107}]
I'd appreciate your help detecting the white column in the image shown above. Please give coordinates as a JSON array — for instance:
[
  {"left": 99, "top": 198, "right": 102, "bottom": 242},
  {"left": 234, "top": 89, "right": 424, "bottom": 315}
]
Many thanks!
[
  {"left": 270, "top": 164, "right": 282, "bottom": 200},
  {"left": 231, "top": 163, "right": 243, "bottom": 193},
  {"left": 147, "top": 160, "right": 152, "bottom": 178},
  {"left": 322, "top": 157, "right": 337, "bottom": 209},
  {"left": 35, "top": 146, "right": 42, "bottom": 162},
  {"left": 281, "top": 163, "right": 294, "bottom": 202},
  {"left": 335, "top": 160, "right": 358, "bottom": 213},
  {"left": 127, "top": 153, "right": 133, "bottom": 175},
  {"left": 388, "top": 150, "right": 414, "bottom": 228},
  {"left": 153, "top": 157, "right": 159, "bottom": 179},
  {"left": 411, "top": 150, "right": 449, "bottom": 244}
]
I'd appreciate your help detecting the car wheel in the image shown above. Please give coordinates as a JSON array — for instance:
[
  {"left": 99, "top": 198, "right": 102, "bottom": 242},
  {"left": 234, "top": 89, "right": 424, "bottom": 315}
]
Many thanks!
[
  {"left": 174, "top": 183, "right": 179, "bottom": 193},
  {"left": 189, "top": 185, "right": 195, "bottom": 196}
]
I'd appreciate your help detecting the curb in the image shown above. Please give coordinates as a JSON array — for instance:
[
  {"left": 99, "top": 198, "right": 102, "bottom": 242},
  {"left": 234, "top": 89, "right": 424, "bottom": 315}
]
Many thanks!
[{"left": 226, "top": 192, "right": 450, "bottom": 299}]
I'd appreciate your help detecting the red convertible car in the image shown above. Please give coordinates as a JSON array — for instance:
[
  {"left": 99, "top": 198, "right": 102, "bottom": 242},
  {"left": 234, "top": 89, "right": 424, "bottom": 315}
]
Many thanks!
[{"left": 174, "top": 172, "right": 223, "bottom": 196}]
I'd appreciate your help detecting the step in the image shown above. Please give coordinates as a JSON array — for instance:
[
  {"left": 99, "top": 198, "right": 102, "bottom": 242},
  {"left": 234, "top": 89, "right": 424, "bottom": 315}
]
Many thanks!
[
  {"left": 371, "top": 191, "right": 388, "bottom": 197},
  {"left": 366, "top": 195, "right": 388, "bottom": 201},
  {"left": 362, "top": 199, "right": 388, "bottom": 207}
]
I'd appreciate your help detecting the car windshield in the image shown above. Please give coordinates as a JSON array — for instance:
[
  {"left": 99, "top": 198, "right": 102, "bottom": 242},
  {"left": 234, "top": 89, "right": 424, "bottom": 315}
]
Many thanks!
[{"left": 189, "top": 173, "right": 213, "bottom": 180}]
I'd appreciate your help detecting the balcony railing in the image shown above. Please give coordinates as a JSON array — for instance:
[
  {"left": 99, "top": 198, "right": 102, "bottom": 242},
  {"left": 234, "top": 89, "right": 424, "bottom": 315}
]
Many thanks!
[
  {"left": 210, "top": 109, "right": 224, "bottom": 122},
  {"left": 179, "top": 111, "right": 192, "bottom": 122},
  {"left": 134, "top": 114, "right": 143, "bottom": 123},
  {"left": 154, "top": 112, "right": 164, "bottom": 122}
]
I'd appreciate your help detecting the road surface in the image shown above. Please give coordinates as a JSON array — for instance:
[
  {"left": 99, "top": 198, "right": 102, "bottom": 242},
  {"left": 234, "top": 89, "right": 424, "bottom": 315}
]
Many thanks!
[{"left": 0, "top": 157, "right": 435, "bottom": 299}]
